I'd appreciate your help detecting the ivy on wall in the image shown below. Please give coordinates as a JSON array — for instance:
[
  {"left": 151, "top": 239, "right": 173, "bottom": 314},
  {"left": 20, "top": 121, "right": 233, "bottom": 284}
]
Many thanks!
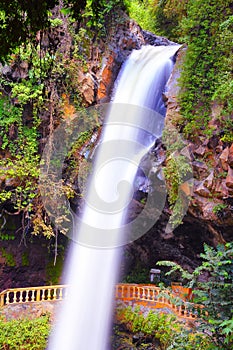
[{"left": 178, "top": 0, "right": 233, "bottom": 142}]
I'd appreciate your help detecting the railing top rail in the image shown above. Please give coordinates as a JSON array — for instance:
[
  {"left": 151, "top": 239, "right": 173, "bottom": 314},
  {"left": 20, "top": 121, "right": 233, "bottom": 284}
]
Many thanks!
[{"left": 116, "top": 284, "right": 161, "bottom": 289}]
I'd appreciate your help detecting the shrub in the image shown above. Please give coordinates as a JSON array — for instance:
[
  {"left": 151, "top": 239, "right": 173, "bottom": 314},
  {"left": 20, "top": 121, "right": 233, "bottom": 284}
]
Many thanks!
[{"left": 0, "top": 315, "right": 50, "bottom": 349}]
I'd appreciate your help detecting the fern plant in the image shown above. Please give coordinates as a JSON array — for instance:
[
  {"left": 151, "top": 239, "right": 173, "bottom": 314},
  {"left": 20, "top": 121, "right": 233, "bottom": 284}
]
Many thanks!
[{"left": 157, "top": 242, "right": 233, "bottom": 348}]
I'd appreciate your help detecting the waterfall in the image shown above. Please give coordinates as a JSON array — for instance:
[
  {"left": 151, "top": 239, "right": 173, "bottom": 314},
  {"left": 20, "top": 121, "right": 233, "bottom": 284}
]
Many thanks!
[{"left": 48, "top": 44, "right": 180, "bottom": 350}]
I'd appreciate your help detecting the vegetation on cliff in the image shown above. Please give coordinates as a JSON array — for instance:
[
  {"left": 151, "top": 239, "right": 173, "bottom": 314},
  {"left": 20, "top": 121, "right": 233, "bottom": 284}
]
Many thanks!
[
  {"left": 0, "top": 0, "right": 127, "bottom": 60},
  {"left": 0, "top": 0, "right": 126, "bottom": 241},
  {"left": 0, "top": 1, "right": 232, "bottom": 348}
]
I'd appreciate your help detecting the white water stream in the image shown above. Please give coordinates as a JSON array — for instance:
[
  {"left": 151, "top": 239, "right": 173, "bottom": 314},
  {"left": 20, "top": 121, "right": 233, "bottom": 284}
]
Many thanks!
[{"left": 48, "top": 44, "right": 180, "bottom": 350}]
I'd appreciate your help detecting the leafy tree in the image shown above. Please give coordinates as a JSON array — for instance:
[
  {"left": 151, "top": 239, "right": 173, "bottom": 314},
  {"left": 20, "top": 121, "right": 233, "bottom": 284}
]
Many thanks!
[
  {"left": 0, "top": 0, "right": 57, "bottom": 60},
  {"left": 0, "top": 0, "right": 126, "bottom": 61},
  {"left": 127, "top": 0, "right": 157, "bottom": 33}
]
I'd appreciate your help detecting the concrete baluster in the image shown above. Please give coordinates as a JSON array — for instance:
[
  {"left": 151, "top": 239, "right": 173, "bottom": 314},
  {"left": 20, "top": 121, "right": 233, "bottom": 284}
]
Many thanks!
[
  {"left": 31, "top": 290, "right": 35, "bottom": 302},
  {"left": 59, "top": 287, "right": 63, "bottom": 300},
  {"left": 25, "top": 290, "right": 29, "bottom": 302},
  {"left": 53, "top": 288, "right": 57, "bottom": 300},
  {"left": 13, "top": 291, "right": 17, "bottom": 303},
  {"left": 36, "top": 289, "right": 41, "bottom": 302},
  {"left": 0, "top": 293, "right": 4, "bottom": 307},
  {"left": 127, "top": 285, "right": 130, "bottom": 299},
  {"left": 135, "top": 286, "right": 138, "bottom": 299},
  {"left": 47, "top": 288, "right": 51, "bottom": 300},
  {"left": 120, "top": 285, "right": 123, "bottom": 299},
  {"left": 152, "top": 288, "right": 156, "bottom": 302},
  {"left": 6, "top": 292, "right": 10, "bottom": 305},
  {"left": 142, "top": 287, "right": 146, "bottom": 300}
]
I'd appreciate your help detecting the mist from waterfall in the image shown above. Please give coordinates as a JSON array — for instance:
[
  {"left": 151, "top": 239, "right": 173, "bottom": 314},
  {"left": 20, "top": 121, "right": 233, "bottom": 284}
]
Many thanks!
[{"left": 48, "top": 44, "right": 180, "bottom": 350}]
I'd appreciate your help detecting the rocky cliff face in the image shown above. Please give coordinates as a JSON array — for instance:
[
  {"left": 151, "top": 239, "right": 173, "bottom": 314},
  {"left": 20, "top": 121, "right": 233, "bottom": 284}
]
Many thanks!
[
  {"left": 165, "top": 47, "right": 233, "bottom": 245},
  {"left": 0, "top": 12, "right": 232, "bottom": 289},
  {"left": 0, "top": 13, "right": 174, "bottom": 289},
  {"left": 77, "top": 14, "right": 174, "bottom": 105}
]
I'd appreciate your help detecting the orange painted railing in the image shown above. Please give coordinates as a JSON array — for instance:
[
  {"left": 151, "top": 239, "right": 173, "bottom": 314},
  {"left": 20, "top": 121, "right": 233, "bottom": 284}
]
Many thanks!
[
  {"left": 0, "top": 283, "right": 204, "bottom": 319},
  {"left": 0, "top": 285, "right": 68, "bottom": 307},
  {"left": 115, "top": 284, "right": 205, "bottom": 319}
]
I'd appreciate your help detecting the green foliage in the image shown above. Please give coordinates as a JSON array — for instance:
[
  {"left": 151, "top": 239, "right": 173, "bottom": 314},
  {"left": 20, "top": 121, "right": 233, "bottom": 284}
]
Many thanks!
[
  {"left": 0, "top": 0, "right": 58, "bottom": 60},
  {"left": 83, "top": 0, "right": 127, "bottom": 34},
  {"left": 0, "top": 23, "right": 67, "bottom": 238},
  {"left": 220, "top": 319, "right": 233, "bottom": 346},
  {"left": 0, "top": 248, "right": 16, "bottom": 267},
  {"left": 163, "top": 155, "right": 191, "bottom": 205},
  {"left": 46, "top": 254, "right": 64, "bottom": 285},
  {"left": 154, "top": 0, "right": 188, "bottom": 41},
  {"left": 0, "top": 315, "right": 50, "bottom": 349},
  {"left": 156, "top": 260, "right": 193, "bottom": 285},
  {"left": 123, "top": 268, "right": 149, "bottom": 284},
  {"left": 0, "top": 0, "right": 128, "bottom": 60},
  {"left": 127, "top": 0, "right": 157, "bottom": 33},
  {"left": 117, "top": 305, "right": 211, "bottom": 349},
  {"left": 157, "top": 242, "right": 233, "bottom": 348},
  {"left": 0, "top": 43, "right": 49, "bottom": 218},
  {"left": 163, "top": 153, "right": 192, "bottom": 228},
  {"left": 21, "top": 252, "right": 29, "bottom": 266},
  {"left": 212, "top": 203, "right": 228, "bottom": 216},
  {"left": 178, "top": 0, "right": 233, "bottom": 141},
  {"left": 128, "top": 0, "right": 189, "bottom": 41}
]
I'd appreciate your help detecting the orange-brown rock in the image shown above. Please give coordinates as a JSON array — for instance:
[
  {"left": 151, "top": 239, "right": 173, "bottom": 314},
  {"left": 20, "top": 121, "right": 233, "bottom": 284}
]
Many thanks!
[
  {"left": 61, "top": 93, "right": 76, "bottom": 118},
  {"left": 77, "top": 70, "right": 95, "bottom": 106},
  {"left": 97, "top": 54, "right": 115, "bottom": 102},
  {"left": 192, "top": 161, "right": 209, "bottom": 180},
  {"left": 228, "top": 143, "right": 233, "bottom": 168},
  {"left": 214, "top": 180, "right": 229, "bottom": 198},
  {"left": 194, "top": 145, "right": 207, "bottom": 157},
  {"left": 203, "top": 171, "right": 215, "bottom": 190},
  {"left": 194, "top": 182, "right": 210, "bottom": 198},
  {"left": 219, "top": 147, "right": 229, "bottom": 171},
  {"left": 226, "top": 166, "right": 233, "bottom": 188}
]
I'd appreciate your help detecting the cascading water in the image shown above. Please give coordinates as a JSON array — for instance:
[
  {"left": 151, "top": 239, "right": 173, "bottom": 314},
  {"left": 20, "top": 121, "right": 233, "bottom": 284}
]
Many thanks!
[{"left": 48, "top": 44, "right": 180, "bottom": 350}]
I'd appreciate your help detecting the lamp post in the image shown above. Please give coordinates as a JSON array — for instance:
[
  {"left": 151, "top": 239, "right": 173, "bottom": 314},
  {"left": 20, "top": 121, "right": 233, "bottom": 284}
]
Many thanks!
[{"left": 150, "top": 268, "right": 161, "bottom": 283}]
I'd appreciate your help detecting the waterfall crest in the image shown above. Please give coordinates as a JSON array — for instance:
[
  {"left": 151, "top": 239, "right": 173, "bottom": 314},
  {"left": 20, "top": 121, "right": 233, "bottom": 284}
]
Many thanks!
[{"left": 48, "top": 44, "right": 180, "bottom": 350}]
